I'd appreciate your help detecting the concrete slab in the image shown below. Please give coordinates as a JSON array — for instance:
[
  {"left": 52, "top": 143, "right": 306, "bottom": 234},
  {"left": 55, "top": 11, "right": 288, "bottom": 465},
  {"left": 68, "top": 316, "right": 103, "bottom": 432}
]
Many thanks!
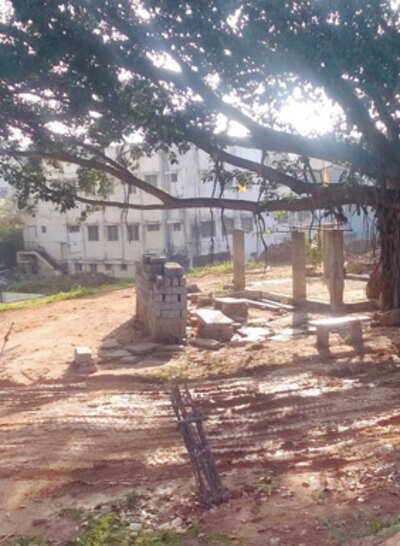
[
  {"left": 195, "top": 308, "right": 234, "bottom": 341},
  {"left": 214, "top": 297, "right": 248, "bottom": 319},
  {"left": 191, "top": 338, "right": 222, "bottom": 350},
  {"left": 155, "top": 344, "right": 184, "bottom": 353},
  {"left": 126, "top": 342, "right": 161, "bottom": 355},
  {"left": 100, "top": 338, "right": 121, "bottom": 349},
  {"left": 106, "top": 349, "right": 133, "bottom": 359},
  {"left": 195, "top": 309, "right": 233, "bottom": 325},
  {"left": 74, "top": 346, "right": 92, "bottom": 365},
  {"left": 231, "top": 326, "right": 272, "bottom": 346},
  {"left": 120, "top": 356, "right": 141, "bottom": 365}
]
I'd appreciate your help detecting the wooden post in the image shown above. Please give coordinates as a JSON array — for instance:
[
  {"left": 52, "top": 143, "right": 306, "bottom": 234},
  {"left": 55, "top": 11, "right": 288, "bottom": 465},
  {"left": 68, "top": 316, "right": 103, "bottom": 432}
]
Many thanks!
[
  {"left": 325, "top": 230, "right": 345, "bottom": 311},
  {"left": 291, "top": 230, "right": 306, "bottom": 303},
  {"left": 233, "top": 229, "right": 245, "bottom": 290}
]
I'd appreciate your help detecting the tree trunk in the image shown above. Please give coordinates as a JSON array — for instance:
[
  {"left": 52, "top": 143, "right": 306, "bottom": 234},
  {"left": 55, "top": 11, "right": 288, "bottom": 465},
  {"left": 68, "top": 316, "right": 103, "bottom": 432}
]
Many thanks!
[{"left": 376, "top": 207, "right": 400, "bottom": 310}]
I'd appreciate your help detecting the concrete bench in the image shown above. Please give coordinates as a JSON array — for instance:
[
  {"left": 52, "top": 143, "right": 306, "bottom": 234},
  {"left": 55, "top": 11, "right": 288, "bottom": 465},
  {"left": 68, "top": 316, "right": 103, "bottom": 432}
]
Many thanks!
[{"left": 309, "top": 315, "right": 370, "bottom": 348}]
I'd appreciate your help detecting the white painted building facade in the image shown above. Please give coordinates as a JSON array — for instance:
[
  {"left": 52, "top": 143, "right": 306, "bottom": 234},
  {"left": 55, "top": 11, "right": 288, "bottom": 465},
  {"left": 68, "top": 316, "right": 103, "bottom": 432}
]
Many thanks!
[
  {"left": 17, "top": 147, "right": 374, "bottom": 278},
  {"left": 20, "top": 147, "right": 299, "bottom": 277}
]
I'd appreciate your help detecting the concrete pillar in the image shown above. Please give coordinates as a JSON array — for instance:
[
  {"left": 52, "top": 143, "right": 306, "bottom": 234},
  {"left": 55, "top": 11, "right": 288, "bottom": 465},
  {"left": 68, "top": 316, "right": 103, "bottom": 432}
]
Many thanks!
[
  {"left": 233, "top": 229, "right": 245, "bottom": 290},
  {"left": 291, "top": 230, "right": 306, "bottom": 303},
  {"left": 325, "top": 230, "right": 344, "bottom": 311},
  {"left": 322, "top": 230, "right": 330, "bottom": 279}
]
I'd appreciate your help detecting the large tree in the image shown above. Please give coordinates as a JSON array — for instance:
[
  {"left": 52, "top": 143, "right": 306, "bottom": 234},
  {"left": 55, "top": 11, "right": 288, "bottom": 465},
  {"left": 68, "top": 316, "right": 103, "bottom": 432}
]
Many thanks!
[{"left": 0, "top": 1, "right": 399, "bottom": 306}]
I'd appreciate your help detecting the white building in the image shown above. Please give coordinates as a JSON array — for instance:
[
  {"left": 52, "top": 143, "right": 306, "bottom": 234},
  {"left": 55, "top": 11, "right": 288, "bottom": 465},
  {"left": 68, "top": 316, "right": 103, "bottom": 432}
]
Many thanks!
[
  {"left": 18, "top": 147, "right": 301, "bottom": 277},
  {"left": 16, "top": 147, "right": 373, "bottom": 278}
]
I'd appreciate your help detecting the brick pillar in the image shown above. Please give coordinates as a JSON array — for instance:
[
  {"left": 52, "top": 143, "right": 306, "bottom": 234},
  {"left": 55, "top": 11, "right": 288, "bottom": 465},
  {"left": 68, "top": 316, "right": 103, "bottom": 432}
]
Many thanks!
[
  {"left": 291, "top": 230, "right": 306, "bottom": 304},
  {"left": 233, "top": 229, "right": 245, "bottom": 290},
  {"left": 325, "top": 230, "right": 344, "bottom": 311}
]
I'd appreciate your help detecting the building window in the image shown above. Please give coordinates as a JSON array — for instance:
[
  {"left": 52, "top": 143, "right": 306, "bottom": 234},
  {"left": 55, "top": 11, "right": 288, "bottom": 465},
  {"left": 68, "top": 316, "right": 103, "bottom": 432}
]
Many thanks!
[
  {"left": 120, "top": 264, "right": 128, "bottom": 271},
  {"left": 127, "top": 224, "right": 139, "bottom": 242},
  {"left": 87, "top": 225, "right": 99, "bottom": 241},
  {"left": 105, "top": 264, "right": 113, "bottom": 272},
  {"left": 106, "top": 225, "right": 119, "bottom": 241},
  {"left": 41, "top": 226, "right": 47, "bottom": 233},
  {"left": 297, "top": 210, "right": 311, "bottom": 224},
  {"left": 90, "top": 264, "right": 98, "bottom": 273},
  {"left": 222, "top": 217, "right": 234, "bottom": 235},
  {"left": 241, "top": 216, "right": 253, "bottom": 233},
  {"left": 75, "top": 263, "right": 82, "bottom": 272},
  {"left": 147, "top": 223, "right": 160, "bottom": 232},
  {"left": 173, "top": 222, "right": 181, "bottom": 232},
  {"left": 67, "top": 225, "right": 80, "bottom": 233},
  {"left": 200, "top": 220, "right": 215, "bottom": 238},
  {"left": 144, "top": 174, "right": 158, "bottom": 187},
  {"left": 167, "top": 172, "right": 178, "bottom": 183},
  {"left": 276, "top": 211, "right": 288, "bottom": 224}
]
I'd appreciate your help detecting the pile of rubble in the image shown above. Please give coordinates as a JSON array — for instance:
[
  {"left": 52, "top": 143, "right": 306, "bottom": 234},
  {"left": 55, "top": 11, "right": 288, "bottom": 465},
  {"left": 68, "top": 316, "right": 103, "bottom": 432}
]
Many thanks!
[{"left": 186, "top": 285, "right": 295, "bottom": 350}]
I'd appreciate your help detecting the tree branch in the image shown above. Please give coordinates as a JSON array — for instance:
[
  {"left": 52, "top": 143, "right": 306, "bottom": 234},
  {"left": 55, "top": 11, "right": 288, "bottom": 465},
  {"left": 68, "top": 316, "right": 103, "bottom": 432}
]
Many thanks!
[
  {"left": 75, "top": 185, "right": 397, "bottom": 214},
  {"left": 0, "top": 147, "right": 176, "bottom": 206}
]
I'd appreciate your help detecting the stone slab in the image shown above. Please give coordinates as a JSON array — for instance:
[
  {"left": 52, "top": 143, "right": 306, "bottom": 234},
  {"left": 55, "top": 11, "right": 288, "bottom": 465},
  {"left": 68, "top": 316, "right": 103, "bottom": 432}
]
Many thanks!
[
  {"left": 103, "top": 349, "right": 132, "bottom": 359},
  {"left": 214, "top": 297, "right": 248, "bottom": 305},
  {"left": 309, "top": 315, "right": 370, "bottom": 328},
  {"left": 191, "top": 337, "right": 222, "bottom": 350},
  {"left": 164, "top": 262, "right": 184, "bottom": 276},
  {"left": 126, "top": 342, "right": 161, "bottom": 355},
  {"left": 100, "top": 338, "right": 121, "bottom": 349},
  {"left": 195, "top": 308, "right": 233, "bottom": 325},
  {"left": 120, "top": 356, "right": 141, "bottom": 365},
  {"left": 230, "top": 327, "right": 272, "bottom": 346},
  {"left": 74, "top": 346, "right": 92, "bottom": 365},
  {"left": 155, "top": 344, "right": 184, "bottom": 353}
]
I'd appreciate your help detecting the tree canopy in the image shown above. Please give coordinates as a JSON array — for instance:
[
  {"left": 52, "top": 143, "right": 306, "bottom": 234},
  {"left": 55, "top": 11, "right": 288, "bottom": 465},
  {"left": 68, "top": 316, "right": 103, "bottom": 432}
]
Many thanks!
[{"left": 0, "top": 0, "right": 399, "bottom": 217}]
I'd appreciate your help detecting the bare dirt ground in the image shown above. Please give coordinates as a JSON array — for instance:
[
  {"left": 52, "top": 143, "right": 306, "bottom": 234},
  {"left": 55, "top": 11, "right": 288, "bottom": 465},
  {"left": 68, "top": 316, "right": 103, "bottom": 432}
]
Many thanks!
[{"left": 1, "top": 266, "right": 400, "bottom": 545}]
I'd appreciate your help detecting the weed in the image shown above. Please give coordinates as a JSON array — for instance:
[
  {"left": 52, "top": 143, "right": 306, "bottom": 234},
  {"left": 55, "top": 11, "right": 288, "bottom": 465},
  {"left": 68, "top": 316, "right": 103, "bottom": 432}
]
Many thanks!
[
  {"left": 6, "top": 273, "right": 128, "bottom": 295},
  {"left": 5, "top": 539, "right": 49, "bottom": 546},
  {"left": 58, "top": 506, "right": 84, "bottom": 520},
  {"left": 134, "top": 529, "right": 183, "bottom": 545},
  {"left": 5, "top": 518, "right": 240, "bottom": 546},
  {"left": 305, "top": 233, "right": 323, "bottom": 267},
  {"left": 366, "top": 513, "right": 400, "bottom": 538},
  {"left": 72, "top": 512, "right": 129, "bottom": 545},
  {"left": 188, "top": 260, "right": 259, "bottom": 277},
  {"left": 208, "top": 532, "right": 241, "bottom": 545},
  {"left": 254, "top": 473, "right": 279, "bottom": 497},
  {"left": 320, "top": 516, "right": 348, "bottom": 544},
  {"left": 150, "top": 360, "right": 191, "bottom": 381},
  {"left": 125, "top": 489, "right": 141, "bottom": 509},
  {"left": 321, "top": 512, "right": 400, "bottom": 544}
]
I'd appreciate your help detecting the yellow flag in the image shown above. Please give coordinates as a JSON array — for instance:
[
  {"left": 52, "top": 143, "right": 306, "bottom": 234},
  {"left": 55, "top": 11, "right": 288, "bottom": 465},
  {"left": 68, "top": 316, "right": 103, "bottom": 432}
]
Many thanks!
[{"left": 322, "top": 167, "right": 329, "bottom": 186}]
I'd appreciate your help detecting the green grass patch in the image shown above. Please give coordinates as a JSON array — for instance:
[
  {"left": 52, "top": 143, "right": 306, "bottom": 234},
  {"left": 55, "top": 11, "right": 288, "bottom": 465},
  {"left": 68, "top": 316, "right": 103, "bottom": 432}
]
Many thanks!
[
  {"left": 7, "top": 273, "right": 126, "bottom": 295},
  {"left": 4, "top": 516, "right": 240, "bottom": 546},
  {"left": 188, "top": 260, "right": 260, "bottom": 278},
  {"left": 0, "top": 282, "right": 132, "bottom": 312},
  {"left": 321, "top": 512, "right": 400, "bottom": 544}
]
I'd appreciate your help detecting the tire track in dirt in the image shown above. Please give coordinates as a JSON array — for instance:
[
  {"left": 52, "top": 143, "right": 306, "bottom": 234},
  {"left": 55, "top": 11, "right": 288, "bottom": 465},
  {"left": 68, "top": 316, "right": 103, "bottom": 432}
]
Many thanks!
[{"left": 1, "top": 370, "right": 400, "bottom": 508}]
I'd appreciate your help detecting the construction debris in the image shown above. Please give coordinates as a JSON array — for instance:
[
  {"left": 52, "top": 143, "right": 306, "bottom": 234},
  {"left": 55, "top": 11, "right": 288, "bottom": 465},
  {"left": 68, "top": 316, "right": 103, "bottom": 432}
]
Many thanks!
[
  {"left": 214, "top": 297, "right": 248, "bottom": 320},
  {"left": 74, "top": 346, "right": 95, "bottom": 371},
  {"left": 195, "top": 308, "right": 234, "bottom": 342},
  {"left": 190, "top": 338, "right": 222, "bottom": 350}
]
